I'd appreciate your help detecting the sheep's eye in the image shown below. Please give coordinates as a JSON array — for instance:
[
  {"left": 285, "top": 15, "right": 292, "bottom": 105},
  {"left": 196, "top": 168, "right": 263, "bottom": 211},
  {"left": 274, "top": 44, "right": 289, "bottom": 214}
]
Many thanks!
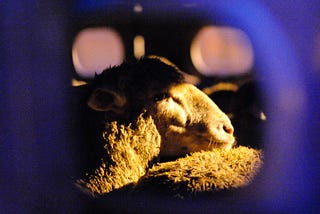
[{"left": 153, "top": 92, "right": 169, "bottom": 102}]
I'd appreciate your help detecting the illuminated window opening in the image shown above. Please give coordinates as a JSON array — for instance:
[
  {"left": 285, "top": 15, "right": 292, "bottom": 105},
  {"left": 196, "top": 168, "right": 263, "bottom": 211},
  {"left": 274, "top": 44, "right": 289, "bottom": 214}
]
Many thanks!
[
  {"left": 190, "top": 26, "right": 254, "bottom": 76},
  {"left": 72, "top": 27, "right": 125, "bottom": 78},
  {"left": 133, "top": 3, "right": 143, "bottom": 13}
]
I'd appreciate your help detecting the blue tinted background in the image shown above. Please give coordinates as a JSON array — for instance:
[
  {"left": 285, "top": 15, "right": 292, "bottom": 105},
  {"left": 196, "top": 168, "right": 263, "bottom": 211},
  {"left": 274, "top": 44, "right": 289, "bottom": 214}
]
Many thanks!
[{"left": 1, "top": 0, "right": 319, "bottom": 212}]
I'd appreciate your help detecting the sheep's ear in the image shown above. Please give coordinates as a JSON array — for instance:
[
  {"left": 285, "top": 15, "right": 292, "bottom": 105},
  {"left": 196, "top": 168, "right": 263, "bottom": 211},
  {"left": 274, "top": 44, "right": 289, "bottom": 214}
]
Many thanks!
[
  {"left": 147, "top": 55, "right": 200, "bottom": 85},
  {"left": 87, "top": 88, "right": 126, "bottom": 112}
]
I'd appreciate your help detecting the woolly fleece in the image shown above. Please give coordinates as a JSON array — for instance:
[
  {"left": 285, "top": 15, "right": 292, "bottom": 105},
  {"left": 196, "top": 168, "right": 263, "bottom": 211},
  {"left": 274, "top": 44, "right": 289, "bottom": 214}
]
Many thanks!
[{"left": 77, "top": 114, "right": 263, "bottom": 197}]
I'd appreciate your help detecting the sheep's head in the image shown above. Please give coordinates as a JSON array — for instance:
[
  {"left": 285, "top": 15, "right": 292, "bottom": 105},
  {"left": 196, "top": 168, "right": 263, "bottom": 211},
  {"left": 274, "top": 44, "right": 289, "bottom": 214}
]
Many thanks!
[{"left": 87, "top": 58, "right": 235, "bottom": 158}]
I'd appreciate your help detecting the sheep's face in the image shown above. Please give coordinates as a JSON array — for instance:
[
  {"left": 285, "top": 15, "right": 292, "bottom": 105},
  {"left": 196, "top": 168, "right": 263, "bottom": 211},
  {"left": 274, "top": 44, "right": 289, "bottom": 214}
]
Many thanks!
[
  {"left": 147, "top": 83, "right": 234, "bottom": 157},
  {"left": 87, "top": 58, "right": 235, "bottom": 158}
]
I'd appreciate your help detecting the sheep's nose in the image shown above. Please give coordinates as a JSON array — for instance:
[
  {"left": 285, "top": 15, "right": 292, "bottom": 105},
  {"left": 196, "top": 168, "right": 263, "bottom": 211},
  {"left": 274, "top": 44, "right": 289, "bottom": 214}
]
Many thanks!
[
  {"left": 195, "top": 119, "right": 234, "bottom": 135},
  {"left": 223, "top": 124, "right": 234, "bottom": 134},
  {"left": 217, "top": 120, "right": 234, "bottom": 135}
]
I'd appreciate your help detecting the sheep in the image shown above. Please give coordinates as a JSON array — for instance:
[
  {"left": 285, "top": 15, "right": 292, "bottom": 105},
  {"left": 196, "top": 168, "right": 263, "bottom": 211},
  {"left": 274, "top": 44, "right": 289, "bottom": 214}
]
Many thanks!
[
  {"left": 87, "top": 57, "right": 235, "bottom": 158},
  {"left": 230, "top": 81, "right": 266, "bottom": 149},
  {"left": 202, "top": 81, "right": 266, "bottom": 149},
  {"left": 77, "top": 58, "right": 263, "bottom": 196}
]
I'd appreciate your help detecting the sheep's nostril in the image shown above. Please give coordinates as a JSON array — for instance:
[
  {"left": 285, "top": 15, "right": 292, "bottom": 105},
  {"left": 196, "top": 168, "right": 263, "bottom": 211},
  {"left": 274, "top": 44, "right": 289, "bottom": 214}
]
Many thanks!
[{"left": 223, "top": 125, "right": 234, "bottom": 134}]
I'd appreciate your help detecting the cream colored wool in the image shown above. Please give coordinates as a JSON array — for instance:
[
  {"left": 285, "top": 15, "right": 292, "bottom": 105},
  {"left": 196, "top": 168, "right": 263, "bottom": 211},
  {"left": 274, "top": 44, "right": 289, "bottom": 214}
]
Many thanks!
[
  {"left": 137, "top": 147, "right": 262, "bottom": 196},
  {"left": 78, "top": 114, "right": 161, "bottom": 195},
  {"left": 77, "top": 114, "right": 263, "bottom": 196}
]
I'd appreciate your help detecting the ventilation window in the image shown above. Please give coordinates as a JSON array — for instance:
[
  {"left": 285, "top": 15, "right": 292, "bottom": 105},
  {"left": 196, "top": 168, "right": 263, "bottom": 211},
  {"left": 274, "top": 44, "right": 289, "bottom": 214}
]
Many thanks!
[
  {"left": 190, "top": 26, "right": 254, "bottom": 76},
  {"left": 72, "top": 27, "right": 125, "bottom": 78}
]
